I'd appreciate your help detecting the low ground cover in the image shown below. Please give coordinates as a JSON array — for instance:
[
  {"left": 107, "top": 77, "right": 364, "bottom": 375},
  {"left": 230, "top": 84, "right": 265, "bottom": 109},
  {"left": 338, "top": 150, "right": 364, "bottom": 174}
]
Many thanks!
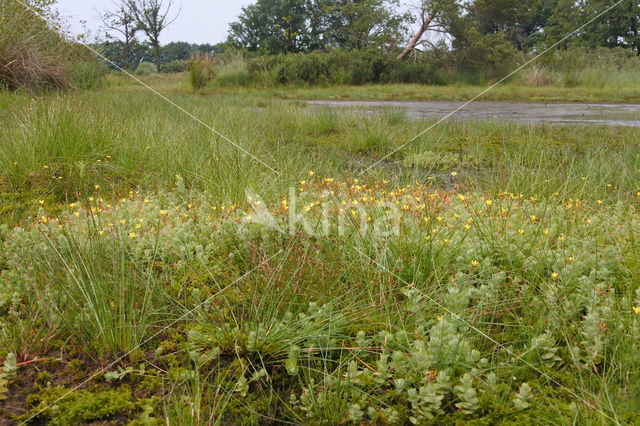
[{"left": 1, "top": 81, "right": 639, "bottom": 423}]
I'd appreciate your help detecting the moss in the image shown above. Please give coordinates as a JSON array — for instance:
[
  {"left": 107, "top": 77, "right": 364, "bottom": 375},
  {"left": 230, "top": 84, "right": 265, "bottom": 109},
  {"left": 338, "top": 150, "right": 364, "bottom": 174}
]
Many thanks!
[{"left": 18, "top": 385, "right": 156, "bottom": 425}]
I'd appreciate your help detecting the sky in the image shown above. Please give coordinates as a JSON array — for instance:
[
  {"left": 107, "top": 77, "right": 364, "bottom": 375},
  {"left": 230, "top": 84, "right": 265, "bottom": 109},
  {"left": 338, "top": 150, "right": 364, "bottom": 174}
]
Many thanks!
[{"left": 55, "top": 1, "right": 254, "bottom": 45}]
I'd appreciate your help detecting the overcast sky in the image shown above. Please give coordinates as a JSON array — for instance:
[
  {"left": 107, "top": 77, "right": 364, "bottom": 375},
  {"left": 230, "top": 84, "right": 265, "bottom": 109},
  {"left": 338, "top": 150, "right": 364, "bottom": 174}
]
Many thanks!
[{"left": 55, "top": 1, "right": 255, "bottom": 44}]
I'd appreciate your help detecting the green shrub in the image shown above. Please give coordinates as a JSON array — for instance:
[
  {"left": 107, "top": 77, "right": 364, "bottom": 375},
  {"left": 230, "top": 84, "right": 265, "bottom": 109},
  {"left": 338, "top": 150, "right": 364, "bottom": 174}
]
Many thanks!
[
  {"left": 160, "top": 59, "right": 189, "bottom": 73},
  {"left": 135, "top": 61, "right": 158, "bottom": 76},
  {"left": 244, "top": 49, "right": 447, "bottom": 87},
  {"left": 188, "top": 52, "right": 215, "bottom": 89},
  {"left": 383, "top": 60, "right": 445, "bottom": 85}
]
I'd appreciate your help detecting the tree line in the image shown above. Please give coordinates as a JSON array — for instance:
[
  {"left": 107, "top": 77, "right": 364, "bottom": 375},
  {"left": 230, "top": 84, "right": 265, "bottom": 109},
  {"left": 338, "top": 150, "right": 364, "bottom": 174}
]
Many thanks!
[
  {"left": 227, "top": 0, "right": 640, "bottom": 56},
  {"left": 95, "top": 0, "right": 639, "bottom": 81}
]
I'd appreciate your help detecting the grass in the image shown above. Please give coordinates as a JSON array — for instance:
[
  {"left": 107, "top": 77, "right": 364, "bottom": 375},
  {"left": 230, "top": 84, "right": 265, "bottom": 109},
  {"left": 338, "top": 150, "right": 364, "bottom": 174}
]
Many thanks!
[
  {"left": 1, "top": 75, "right": 640, "bottom": 423},
  {"left": 106, "top": 72, "right": 640, "bottom": 103}
]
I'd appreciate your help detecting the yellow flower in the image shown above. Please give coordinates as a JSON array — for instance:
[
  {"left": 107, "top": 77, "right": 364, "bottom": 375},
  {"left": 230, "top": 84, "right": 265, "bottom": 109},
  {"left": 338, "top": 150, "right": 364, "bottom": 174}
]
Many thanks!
[
  {"left": 135, "top": 223, "right": 142, "bottom": 229},
  {"left": 530, "top": 215, "right": 537, "bottom": 222},
  {"left": 159, "top": 210, "right": 168, "bottom": 216},
  {"left": 308, "top": 171, "right": 315, "bottom": 176},
  {"left": 450, "top": 171, "right": 458, "bottom": 177},
  {"left": 597, "top": 200, "right": 603, "bottom": 205},
  {"left": 299, "top": 180, "right": 306, "bottom": 185},
  {"left": 551, "top": 272, "right": 559, "bottom": 280},
  {"left": 98, "top": 230, "right": 105, "bottom": 236},
  {"left": 324, "top": 178, "right": 334, "bottom": 183},
  {"left": 128, "top": 232, "right": 137, "bottom": 239},
  {"left": 88, "top": 197, "right": 94, "bottom": 202},
  {"left": 94, "top": 185, "right": 100, "bottom": 190},
  {"left": 565, "top": 256, "right": 575, "bottom": 263},
  {"left": 464, "top": 224, "right": 471, "bottom": 231},
  {"left": 485, "top": 200, "right": 493, "bottom": 207},
  {"left": 457, "top": 194, "right": 465, "bottom": 201},
  {"left": 633, "top": 306, "right": 640, "bottom": 315},
  {"left": 69, "top": 203, "right": 77, "bottom": 208},
  {"left": 470, "top": 260, "right": 479, "bottom": 267},
  {"left": 38, "top": 200, "right": 45, "bottom": 205},
  {"left": 120, "top": 219, "right": 126, "bottom": 225},
  {"left": 73, "top": 212, "right": 80, "bottom": 217},
  {"left": 543, "top": 229, "right": 549, "bottom": 235},
  {"left": 518, "top": 229, "right": 525, "bottom": 235},
  {"left": 437, "top": 315, "right": 444, "bottom": 321}
]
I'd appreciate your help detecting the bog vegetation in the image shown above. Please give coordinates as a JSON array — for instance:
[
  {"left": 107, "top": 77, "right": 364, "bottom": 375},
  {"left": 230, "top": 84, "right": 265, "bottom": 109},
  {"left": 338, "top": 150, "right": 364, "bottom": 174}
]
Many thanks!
[{"left": 1, "top": 0, "right": 640, "bottom": 424}]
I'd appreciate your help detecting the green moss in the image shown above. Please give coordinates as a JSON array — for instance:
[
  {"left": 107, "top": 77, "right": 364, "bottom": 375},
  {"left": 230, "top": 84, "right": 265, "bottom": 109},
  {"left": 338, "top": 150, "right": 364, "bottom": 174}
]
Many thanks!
[{"left": 19, "top": 385, "right": 156, "bottom": 425}]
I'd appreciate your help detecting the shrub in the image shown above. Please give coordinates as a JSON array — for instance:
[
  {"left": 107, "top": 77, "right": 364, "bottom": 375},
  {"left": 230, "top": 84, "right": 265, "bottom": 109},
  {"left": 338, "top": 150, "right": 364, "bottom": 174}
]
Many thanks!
[
  {"left": 188, "top": 52, "right": 215, "bottom": 89},
  {"left": 244, "top": 49, "right": 448, "bottom": 87},
  {"left": 452, "top": 30, "right": 522, "bottom": 83},
  {"left": 135, "top": 62, "right": 158, "bottom": 76},
  {"left": 383, "top": 60, "right": 445, "bottom": 85},
  {"left": 160, "top": 59, "right": 189, "bottom": 73}
]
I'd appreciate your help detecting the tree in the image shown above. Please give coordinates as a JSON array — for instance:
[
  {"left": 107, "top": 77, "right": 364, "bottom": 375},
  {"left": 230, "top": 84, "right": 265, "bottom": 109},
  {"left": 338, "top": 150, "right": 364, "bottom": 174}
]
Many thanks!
[
  {"left": 228, "top": 0, "right": 317, "bottom": 54},
  {"left": 580, "top": 0, "right": 640, "bottom": 54},
  {"left": 320, "top": 0, "right": 408, "bottom": 51},
  {"left": 464, "top": 0, "right": 557, "bottom": 50},
  {"left": 545, "top": 0, "right": 640, "bottom": 54},
  {"left": 228, "top": 0, "right": 407, "bottom": 53},
  {"left": 127, "top": 0, "right": 180, "bottom": 69},
  {"left": 100, "top": 1, "right": 139, "bottom": 69},
  {"left": 397, "top": 0, "right": 459, "bottom": 60}
]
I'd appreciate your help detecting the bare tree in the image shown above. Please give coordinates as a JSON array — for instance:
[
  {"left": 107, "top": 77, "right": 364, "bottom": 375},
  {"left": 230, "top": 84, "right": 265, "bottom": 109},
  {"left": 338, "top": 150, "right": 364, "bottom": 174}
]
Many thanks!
[
  {"left": 100, "top": 1, "right": 139, "bottom": 69},
  {"left": 127, "top": 0, "right": 180, "bottom": 70},
  {"left": 397, "top": 0, "right": 455, "bottom": 60}
]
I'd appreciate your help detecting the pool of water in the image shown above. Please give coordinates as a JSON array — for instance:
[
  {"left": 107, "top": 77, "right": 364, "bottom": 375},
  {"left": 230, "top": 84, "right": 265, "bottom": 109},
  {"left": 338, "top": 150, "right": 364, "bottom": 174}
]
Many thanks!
[{"left": 307, "top": 100, "right": 640, "bottom": 127}]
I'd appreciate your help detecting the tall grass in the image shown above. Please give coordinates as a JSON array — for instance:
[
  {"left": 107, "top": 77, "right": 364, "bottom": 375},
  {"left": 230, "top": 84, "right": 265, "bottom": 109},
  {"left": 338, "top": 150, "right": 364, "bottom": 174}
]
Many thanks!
[
  {"left": 188, "top": 52, "right": 215, "bottom": 90},
  {"left": 0, "top": 0, "right": 104, "bottom": 90}
]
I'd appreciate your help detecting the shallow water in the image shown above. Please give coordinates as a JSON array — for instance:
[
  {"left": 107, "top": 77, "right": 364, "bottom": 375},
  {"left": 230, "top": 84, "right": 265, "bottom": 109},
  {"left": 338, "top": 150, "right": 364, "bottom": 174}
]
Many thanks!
[{"left": 307, "top": 99, "right": 640, "bottom": 127}]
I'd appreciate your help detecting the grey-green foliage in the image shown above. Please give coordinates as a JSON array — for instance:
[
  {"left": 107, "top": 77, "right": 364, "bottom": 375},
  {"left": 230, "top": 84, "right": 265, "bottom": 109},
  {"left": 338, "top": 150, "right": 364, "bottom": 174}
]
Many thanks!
[
  {"left": 454, "top": 373, "right": 479, "bottom": 415},
  {"left": 513, "top": 382, "right": 533, "bottom": 410},
  {"left": 0, "top": 353, "right": 17, "bottom": 400},
  {"left": 530, "top": 332, "right": 563, "bottom": 368}
]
